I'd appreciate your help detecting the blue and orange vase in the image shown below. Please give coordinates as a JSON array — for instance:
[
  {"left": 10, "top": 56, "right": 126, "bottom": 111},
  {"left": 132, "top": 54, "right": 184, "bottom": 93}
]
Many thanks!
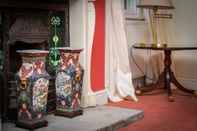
[
  {"left": 55, "top": 47, "right": 84, "bottom": 118},
  {"left": 16, "top": 50, "right": 50, "bottom": 129}
]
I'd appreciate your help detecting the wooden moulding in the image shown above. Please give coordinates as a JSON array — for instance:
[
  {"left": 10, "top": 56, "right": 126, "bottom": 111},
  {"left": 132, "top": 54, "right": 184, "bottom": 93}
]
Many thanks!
[
  {"left": 16, "top": 120, "right": 48, "bottom": 130},
  {"left": 55, "top": 109, "right": 83, "bottom": 118},
  {"left": 0, "top": 0, "right": 68, "bottom": 11}
]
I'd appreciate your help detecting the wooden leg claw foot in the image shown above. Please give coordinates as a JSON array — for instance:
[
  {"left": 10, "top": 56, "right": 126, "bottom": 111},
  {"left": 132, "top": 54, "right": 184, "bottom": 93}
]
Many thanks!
[
  {"left": 168, "top": 96, "right": 175, "bottom": 102},
  {"left": 135, "top": 89, "right": 142, "bottom": 95}
]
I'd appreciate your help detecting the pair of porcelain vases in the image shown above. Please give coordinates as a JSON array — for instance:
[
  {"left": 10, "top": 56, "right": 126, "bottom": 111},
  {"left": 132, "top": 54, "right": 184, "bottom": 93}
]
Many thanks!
[{"left": 16, "top": 48, "right": 83, "bottom": 129}]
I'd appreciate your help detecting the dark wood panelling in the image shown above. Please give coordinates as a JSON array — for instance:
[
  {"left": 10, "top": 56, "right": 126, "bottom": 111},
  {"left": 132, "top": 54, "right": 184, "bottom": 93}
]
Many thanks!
[{"left": 1, "top": 0, "right": 70, "bottom": 121}]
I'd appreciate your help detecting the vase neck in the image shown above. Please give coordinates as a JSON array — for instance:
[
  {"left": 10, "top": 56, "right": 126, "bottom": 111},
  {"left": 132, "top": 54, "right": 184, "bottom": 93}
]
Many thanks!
[
  {"left": 19, "top": 56, "right": 47, "bottom": 79},
  {"left": 60, "top": 52, "right": 80, "bottom": 70}
]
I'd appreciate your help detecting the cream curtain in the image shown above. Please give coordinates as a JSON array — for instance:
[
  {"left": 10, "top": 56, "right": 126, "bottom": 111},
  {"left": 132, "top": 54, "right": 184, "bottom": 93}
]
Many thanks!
[
  {"left": 129, "top": 9, "right": 175, "bottom": 84},
  {"left": 105, "top": 0, "right": 138, "bottom": 102},
  {"left": 144, "top": 9, "right": 164, "bottom": 83},
  {"left": 147, "top": 9, "right": 176, "bottom": 82}
]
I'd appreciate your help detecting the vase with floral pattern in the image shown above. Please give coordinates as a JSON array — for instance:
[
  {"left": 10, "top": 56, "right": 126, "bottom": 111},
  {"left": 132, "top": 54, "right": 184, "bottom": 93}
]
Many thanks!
[
  {"left": 55, "top": 47, "right": 84, "bottom": 117},
  {"left": 16, "top": 50, "right": 50, "bottom": 129}
]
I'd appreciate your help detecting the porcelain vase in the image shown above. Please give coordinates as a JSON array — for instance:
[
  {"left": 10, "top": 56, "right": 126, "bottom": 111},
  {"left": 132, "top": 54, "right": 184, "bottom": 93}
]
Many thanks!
[
  {"left": 16, "top": 50, "right": 50, "bottom": 129},
  {"left": 55, "top": 48, "right": 84, "bottom": 118}
]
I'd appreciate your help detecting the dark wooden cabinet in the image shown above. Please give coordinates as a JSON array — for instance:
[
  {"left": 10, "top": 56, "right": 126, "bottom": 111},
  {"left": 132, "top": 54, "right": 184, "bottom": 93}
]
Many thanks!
[{"left": 0, "top": 0, "right": 70, "bottom": 121}]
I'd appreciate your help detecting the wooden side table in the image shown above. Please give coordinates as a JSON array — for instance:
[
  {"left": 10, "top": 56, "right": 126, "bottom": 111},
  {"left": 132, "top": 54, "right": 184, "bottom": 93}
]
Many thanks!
[{"left": 133, "top": 43, "right": 197, "bottom": 101}]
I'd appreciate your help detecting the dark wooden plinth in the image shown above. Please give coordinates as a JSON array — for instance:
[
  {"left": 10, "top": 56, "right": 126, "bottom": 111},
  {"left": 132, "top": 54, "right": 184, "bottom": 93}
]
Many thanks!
[
  {"left": 16, "top": 120, "right": 48, "bottom": 130},
  {"left": 55, "top": 109, "right": 83, "bottom": 118}
]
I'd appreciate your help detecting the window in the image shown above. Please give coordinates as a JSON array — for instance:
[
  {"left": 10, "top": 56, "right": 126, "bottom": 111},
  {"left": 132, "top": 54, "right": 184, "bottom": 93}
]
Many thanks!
[
  {"left": 124, "top": 0, "right": 144, "bottom": 20},
  {"left": 124, "top": 0, "right": 137, "bottom": 12}
]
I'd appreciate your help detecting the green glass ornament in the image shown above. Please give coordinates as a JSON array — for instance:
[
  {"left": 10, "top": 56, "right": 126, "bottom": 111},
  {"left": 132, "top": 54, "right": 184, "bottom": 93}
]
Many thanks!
[
  {"left": 49, "top": 48, "right": 60, "bottom": 68},
  {"left": 49, "top": 16, "right": 61, "bottom": 69}
]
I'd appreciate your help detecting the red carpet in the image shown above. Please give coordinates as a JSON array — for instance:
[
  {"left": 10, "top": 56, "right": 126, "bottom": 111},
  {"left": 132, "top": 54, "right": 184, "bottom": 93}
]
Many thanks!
[{"left": 108, "top": 89, "right": 197, "bottom": 131}]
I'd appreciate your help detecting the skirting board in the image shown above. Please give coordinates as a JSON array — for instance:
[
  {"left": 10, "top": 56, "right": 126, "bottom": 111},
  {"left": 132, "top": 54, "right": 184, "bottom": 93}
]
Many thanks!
[
  {"left": 83, "top": 76, "right": 145, "bottom": 107},
  {"left": 81, "top": 89, "right": 108, "bottom": 108},
  {"left": 177, "top": 77, "right": 197, "bottom": 90},
  {"left": 94, "top": 90, "right": 108, "bottom": 106},
  {"left": 132, "top": 76, "right": 146, "bottom": 88}
]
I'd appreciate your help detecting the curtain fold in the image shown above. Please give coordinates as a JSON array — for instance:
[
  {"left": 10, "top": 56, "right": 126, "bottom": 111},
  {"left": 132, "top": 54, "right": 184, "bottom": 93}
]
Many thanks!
[
  {"left": 105, "top": 0, "right": 138, "bottom": 102},
  {"left": 145, "top": 9, "right": 164, "bottom": 83},
  {"left": 144, "top": 9, "right": 176, "bottom": 83}
]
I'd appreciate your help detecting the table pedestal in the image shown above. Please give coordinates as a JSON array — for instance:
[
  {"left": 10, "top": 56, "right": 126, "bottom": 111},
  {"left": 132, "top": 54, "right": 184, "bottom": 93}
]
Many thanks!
[{"left": 137, "top": 50, "right": 195, "bottom": 101}]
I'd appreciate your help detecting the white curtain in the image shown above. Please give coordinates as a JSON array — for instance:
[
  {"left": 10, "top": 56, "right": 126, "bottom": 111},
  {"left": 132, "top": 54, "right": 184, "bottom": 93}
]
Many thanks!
[
  {"left": 134, "top": 9, "right": 175, "bottom": 84},
  {"left": 147, "top": 9, "right": 176, "bottom": 82},
  {"left": 129, "top": 9, "right": 174, "bottom": 84},
  {"left": 144, "top": 9, "right": 164, "bottom": 83},
  {"left": 105, "top": 0, "right": 138, "bottom": 102}
]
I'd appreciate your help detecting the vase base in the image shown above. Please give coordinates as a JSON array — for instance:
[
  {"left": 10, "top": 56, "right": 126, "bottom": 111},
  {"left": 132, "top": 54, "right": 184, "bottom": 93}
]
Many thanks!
[
  {"left": 16, "top": 120, "right": 48, "bottom": 130},
  {"left": 55, "top": 109, "right": 83, "bottom": 118}
]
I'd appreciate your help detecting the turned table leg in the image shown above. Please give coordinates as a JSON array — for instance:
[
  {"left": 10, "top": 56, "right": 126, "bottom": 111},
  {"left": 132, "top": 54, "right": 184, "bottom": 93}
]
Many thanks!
[
  {"left": 163, "top": 50, "right": 195, "bottom": 101},
  {"left": 164, "top": 50, "right": 174, "bottom": 101},
  {"left": 135, "top": 49, "right": 196, "bottom": 100}
]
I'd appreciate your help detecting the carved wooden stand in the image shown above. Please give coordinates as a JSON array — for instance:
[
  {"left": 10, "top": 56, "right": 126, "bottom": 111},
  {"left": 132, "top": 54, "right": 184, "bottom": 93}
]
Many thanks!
[{"left": 160, "top": 50, "right": 194, "bottom": 101}]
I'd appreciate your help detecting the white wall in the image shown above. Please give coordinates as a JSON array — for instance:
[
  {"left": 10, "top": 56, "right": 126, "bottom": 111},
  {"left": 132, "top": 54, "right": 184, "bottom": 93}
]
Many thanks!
[
  {"left": 69, "top": 0, "right": 87, "bottom": 67},
  {"left": 171, "top": 0, "right": 197, "bottom": 89},
  {"left": 126, "top": 0, "right": 197, "bottom": 89},
  {"left": 170, "top": 0, "right": 197, "bottom": 43}
]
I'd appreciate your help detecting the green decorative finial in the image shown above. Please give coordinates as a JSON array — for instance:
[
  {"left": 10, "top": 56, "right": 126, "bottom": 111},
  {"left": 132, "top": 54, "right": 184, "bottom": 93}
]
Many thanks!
[
  {"left": 53, "top": 35, "right": 59, "bottom": 46},
  {"left": 51, "top": 16, "right": 61, "bottom": 26},
  {"left": 49, "top": 16, "right": 61, "bottom": 69},
  {"left": 49, "top": 48, "right": 60, "bottom": 67}
]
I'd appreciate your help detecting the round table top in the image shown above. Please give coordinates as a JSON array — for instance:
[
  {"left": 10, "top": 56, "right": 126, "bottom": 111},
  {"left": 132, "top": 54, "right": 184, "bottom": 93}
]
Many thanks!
[{"left": 133, "top": 43, "right": 197, "bottom": 50}]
